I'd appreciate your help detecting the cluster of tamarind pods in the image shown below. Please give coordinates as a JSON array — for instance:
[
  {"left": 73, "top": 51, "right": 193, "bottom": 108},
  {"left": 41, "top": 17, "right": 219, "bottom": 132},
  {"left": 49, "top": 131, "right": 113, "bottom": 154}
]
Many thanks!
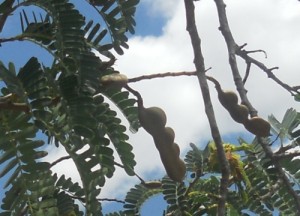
[
  {"left": 100, "top": 72, "right": 270, "bottom": 181},
  {"left": 215, "top": 83, "right": 271, "bottom": 137},
  {"left": 138, "top": 105, "right": 186, "bottom": 182},
  {"left": 100, "top": 73, "right": 186, "bottom": 182}
]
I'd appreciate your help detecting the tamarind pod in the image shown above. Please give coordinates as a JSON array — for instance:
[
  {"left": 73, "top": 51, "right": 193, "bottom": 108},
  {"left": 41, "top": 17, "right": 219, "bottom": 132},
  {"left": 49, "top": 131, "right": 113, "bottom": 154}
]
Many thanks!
[
  {"left": 159, "top": 152, "right": 186, "bottom": 182},
  {"left": 153, "top": 127, "right": 175, "bottom": 150},
  {"left": 217, "top": 89, "right": 239, "bottom": 110},
  {"left": 146, "top": 120, "right": 185, "bottom": 182},
  {"left": 155, "top": 140, "right": 186, "bottom": 182},
  {"left": 138, "top": 106, "right": 167, "bottom": 136},
  {"left": 100, "top": 73, "right": 128, "bottom": 88},
  {"left": 244, "top": 117, "right": 271, "bottom": 137},
  {"left": 229, "top": 104, "right": 249, "bottom": 124},
  {"left": 143, "top": 181, "right": 162, "bottom": 189},
  {"left": 173, "top": 143, "right": 180, "bottom": 157}
]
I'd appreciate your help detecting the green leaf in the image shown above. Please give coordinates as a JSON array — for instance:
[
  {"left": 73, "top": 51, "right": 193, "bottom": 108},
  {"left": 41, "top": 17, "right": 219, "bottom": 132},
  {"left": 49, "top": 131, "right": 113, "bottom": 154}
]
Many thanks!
[
  {"left": 14, "top": 125, "right": 38, "bottom": 140},
  {"left": 294, "top": 93, "right": 300, "bottom": 102},
  {"left": 0, "top": 158, "right": 18, "bottom": 178}
]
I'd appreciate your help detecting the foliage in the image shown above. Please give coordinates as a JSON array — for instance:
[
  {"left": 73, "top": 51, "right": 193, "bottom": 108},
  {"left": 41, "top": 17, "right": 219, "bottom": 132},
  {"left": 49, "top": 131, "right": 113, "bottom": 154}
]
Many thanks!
[
  {"left": 111, "top": 112, "right": 300, "bottom": 215},
  {"left": 0, "top": 0, "right": 139, "bottom": 215},
  {"left": 1, "top": 0, "right": 300, "bottom": 216}
]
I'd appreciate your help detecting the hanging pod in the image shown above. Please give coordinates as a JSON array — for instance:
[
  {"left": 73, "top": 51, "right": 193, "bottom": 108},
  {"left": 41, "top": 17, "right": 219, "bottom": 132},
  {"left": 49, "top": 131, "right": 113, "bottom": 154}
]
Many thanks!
[
  {"left": 228, "top": 104, "right": 249, "bottom": 124},
  {"left": 217, "top": 88, "right": 239, "bottom": 110},
  {"left": 138, "top": 106, "right": 167, "bottom": 136},
  {"left": 244, "top": 117, "right": 271, "bottom": 137}
]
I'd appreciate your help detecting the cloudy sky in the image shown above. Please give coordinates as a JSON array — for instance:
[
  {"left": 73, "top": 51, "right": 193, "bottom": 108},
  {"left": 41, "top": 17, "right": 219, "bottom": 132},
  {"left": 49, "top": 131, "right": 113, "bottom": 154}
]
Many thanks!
[{"left": 1, "top": 0, "right": 300, "bottom": 214}]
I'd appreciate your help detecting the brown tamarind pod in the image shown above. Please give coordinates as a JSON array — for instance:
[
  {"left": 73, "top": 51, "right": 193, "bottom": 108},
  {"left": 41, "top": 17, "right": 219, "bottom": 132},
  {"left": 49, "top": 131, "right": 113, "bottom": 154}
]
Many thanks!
[
  {"left": 217, "top": 88, "right": 239, "bottom": 110},
  {"left": 152, "top": 128, "right": 186, "bottom": 182},
  {"left": 229, "top": 104, "right": 249, "bottom": 124},
  {"left": 172, "top": 143, "right": 180, "bottom": 157},
  {"left": 244, "top": 117, "right": 271, "bottom": 137},
  {"left": 143, "top": 181, "right": 162, "bottom": 189},
  {"left": 156, "top": 140, "right": 186, "bottom": 182},
  {"left": 100, "top": 73, "right": 128, "bottom": 88},
  {"left": 138, "top": 106, "right": 167, "bottom": 136},
  {"left": 153, "top": 127, "right": 175, "bottom": 150},
  {"left": 160, "top": 153, "right": 186, "bottom": 182}
]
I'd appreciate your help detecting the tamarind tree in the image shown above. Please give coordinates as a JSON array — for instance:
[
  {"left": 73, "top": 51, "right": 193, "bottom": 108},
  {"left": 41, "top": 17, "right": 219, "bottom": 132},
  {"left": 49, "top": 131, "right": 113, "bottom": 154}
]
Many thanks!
[{"left": 1, "top": 0, "right": 300, "bottom": 215}]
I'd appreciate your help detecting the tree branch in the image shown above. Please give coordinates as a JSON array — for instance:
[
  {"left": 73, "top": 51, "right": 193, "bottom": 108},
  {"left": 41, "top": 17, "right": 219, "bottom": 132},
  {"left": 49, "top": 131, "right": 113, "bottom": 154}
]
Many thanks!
[
  {"left": 243, "top": 61, "right": 251, "bottom": 85},
  {"left": 236, "top": 48, "right": 299, "bottom": 96},
  {"left": 213, "top": 2, "right": 299, "bottom": 97},
  {"left": 238, "top": 44, "right": 268, "bottom": 58},
  {"left": 214, "top": 0, "right": 258, "bottom": 117},
  {"left": 184, "top": 1, "right": 230, "bottom": 215},
  {"left": 128, "top": 71, "right": 197, "bottom": 83}
]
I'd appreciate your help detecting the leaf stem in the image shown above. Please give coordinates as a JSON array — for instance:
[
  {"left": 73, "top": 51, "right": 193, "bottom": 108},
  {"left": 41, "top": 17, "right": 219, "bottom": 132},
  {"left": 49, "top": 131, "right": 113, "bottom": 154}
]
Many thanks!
[
  {"left": 114, "top": 161, "right": 146, "bottom": 184},
  {"left": 50, "top": 155, "right": 71, "bottom": 168}
]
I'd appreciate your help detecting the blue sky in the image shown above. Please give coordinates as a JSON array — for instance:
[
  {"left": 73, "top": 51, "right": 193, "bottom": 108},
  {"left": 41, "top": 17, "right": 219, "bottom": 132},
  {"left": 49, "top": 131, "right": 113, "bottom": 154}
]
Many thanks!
[{"left": 1, "top": 0, "right": 300, "bottom": 215}]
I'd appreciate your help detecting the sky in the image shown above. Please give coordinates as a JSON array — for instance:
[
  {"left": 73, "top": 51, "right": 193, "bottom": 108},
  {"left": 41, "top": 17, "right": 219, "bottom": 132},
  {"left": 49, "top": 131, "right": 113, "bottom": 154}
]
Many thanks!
[{"left": 1, "top": 0, "right": 300, "bottom": 215}]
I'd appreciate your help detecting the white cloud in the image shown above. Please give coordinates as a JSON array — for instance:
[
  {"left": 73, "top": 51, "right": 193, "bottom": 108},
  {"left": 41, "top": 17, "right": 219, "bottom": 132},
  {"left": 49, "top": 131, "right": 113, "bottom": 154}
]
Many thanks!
[
  {"left": 142, "top": 0, "right": 181, "bottom": 18},
  {"left": 46, "top": 0, "right": 300, "bottom": 208}
]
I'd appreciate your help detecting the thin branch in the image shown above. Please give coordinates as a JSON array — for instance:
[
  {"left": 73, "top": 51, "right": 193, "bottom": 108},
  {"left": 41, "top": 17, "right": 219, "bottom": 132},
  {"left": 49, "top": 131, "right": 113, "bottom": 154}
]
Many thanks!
[
  {"left": 206, "top": 75, "right": 221, "bottom": 87},
  {"left": 0, "top": 102, "right": 29, "bottom": 113},
  {"left": 214, "top": 0, "right": 258, "bottom": 117},
  {"left": 128, "top": 71, "right": 197, "bottom": 83},
  {"left": 246, "top": 49, "right": 267, "bottom": 58},
  {"left": 275, "top": 144, "right": 296, "bottom": 154},
  {"left": 274, "top": 151, "right": 300, "bottom": 159},
  {"left": 244, "top": 49, "right": 268, "bottom": 59},
  {"left": 243, "top": 62, "right": 251, "bottom": 85},
  {"left": 258, "top": 137, "right": 300, "bottom": 212},
  {"left": 0, "top": 36, "right": 23, "bottom": 43},
  {"left": 114, "top": 161, "right": 146, "bottom": 184},
  {"left": 125, "top": 84, "right": 143, "bottom": 107},
  {"left": 269, "top": 133, "right": 280, "bottom": 146},
  {"left": 98, "top": 198, "right": 126, "bottom": 204},
  {"left": 184, "top": 1, "right": 230, "bottom": 215},
  {"left": 68, "top": 194, "right": 126, "bottom": 204},
  {"left": 50, "top": 155, "right": 71, "bottom": 168},
  {"left": 0, "top": 32, "right": 53, "bottom": 44},
  {"left": 239, "top": 43, "right": 268, "bottom": 58},
  {"left": 294, "top": 85, "right": 300, "bottom": 90},
  {"left": 237, "top": 49, "right": 299, "bottom": 96}
]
